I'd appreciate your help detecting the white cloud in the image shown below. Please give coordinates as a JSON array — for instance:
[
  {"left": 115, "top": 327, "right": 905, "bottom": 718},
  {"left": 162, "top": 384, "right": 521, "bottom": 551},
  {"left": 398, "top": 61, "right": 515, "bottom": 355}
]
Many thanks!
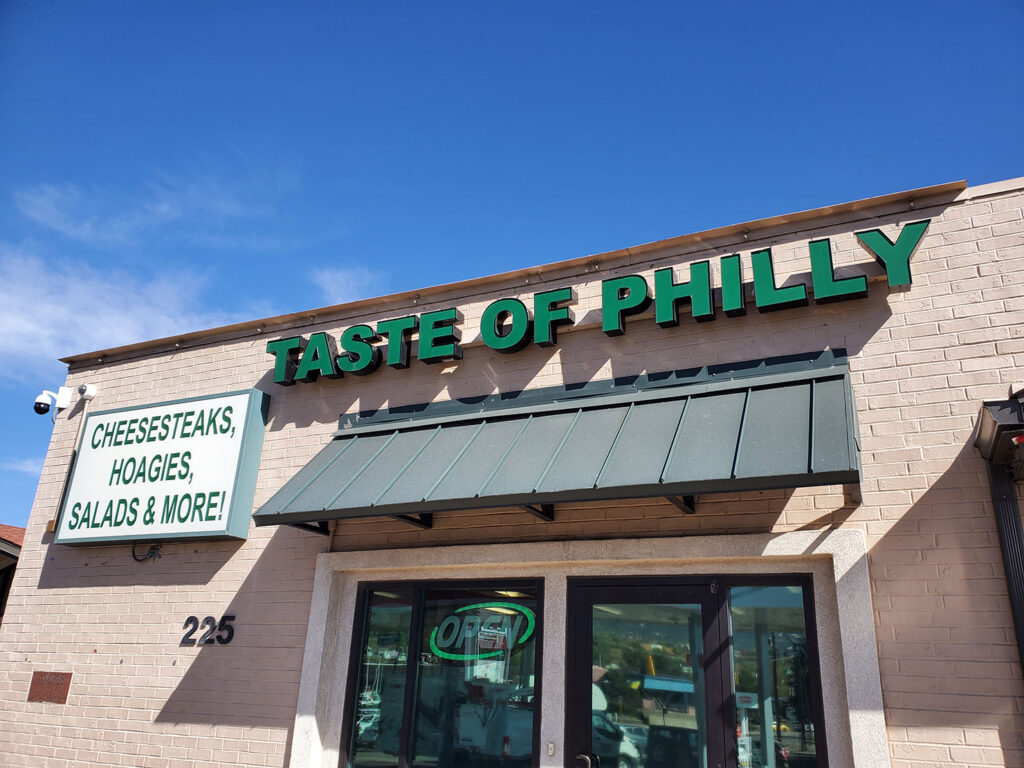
[
  {"left": 13, "top": 175, "right": 277, "bottom": 250},
  {"left": 311, "top": 266, "right": 386, "bottom": 306},
  {"left": 0, "top": 243, "right": 255, "bottom": 381},
  {"left": 0, "top": 458, "right": 44, "bottom": 476},
  {"left": 14, "top": 184, "right": 144, "bottom": 247}
]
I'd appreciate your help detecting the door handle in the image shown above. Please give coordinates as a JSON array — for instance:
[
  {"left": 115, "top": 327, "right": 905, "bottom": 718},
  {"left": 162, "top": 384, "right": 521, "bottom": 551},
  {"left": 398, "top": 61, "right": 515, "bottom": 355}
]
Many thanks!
[{"left": 575, "top": 753, "right": 599, "bottom": 768}]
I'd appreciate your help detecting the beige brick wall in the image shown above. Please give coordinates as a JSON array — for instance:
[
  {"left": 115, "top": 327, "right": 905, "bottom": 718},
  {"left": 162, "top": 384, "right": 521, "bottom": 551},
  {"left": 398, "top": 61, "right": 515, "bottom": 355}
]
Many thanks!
[{"left": 1, "top": 180, "right": 1022, "bottom": 766}]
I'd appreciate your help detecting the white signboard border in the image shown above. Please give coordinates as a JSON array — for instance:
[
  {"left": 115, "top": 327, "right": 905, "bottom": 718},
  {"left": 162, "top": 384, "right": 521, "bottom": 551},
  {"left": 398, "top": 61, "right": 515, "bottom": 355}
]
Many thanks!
[{"left": 54, "top": 388, "right": 269, "bottom": 546}]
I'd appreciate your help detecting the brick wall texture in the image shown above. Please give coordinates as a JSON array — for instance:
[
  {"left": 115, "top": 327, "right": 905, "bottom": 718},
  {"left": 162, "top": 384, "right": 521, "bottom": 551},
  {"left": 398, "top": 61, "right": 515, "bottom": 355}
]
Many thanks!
[{"left": 1, "top": 179, "right": 1023, "bottom": 766}]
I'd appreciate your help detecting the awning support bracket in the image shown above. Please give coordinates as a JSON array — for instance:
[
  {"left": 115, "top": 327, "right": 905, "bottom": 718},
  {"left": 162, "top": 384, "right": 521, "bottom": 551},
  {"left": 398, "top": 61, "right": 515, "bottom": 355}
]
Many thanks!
[
  {"left": 520, "top": 504, "right": 555, "bottom": 522},
  {"left": 289, "top": 521, "right": 331, "bottom": 536},
  {"left": 393, "top": 513, "right": 434, "bottom": 530},
  {"left": 666, "top": 495, "right": 697, "bottom": 515}
]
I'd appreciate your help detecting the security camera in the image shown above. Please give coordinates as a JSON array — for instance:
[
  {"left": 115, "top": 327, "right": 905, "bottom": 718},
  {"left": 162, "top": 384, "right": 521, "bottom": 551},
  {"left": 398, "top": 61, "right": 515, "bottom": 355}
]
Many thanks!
[
  {"left": 78, "top": 384, "right": 97, "bottom": 400},
  {"left": 33, "top": 387, "right": 74, "bottom": 419},
  {"left": 34, "top": 392, "right": 52, "bottom": 415}
]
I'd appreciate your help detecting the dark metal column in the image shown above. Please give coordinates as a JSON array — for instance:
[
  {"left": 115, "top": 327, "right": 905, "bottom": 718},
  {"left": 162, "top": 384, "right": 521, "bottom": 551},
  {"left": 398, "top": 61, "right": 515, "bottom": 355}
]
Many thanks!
[{"left": 985, "top": 461, "right": 1024, "bottom": 669}]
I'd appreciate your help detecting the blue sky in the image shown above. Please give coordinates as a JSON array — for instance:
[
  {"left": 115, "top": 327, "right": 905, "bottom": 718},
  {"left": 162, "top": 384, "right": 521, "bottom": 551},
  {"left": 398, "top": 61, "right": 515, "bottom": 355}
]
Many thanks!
[{"left": 1, "top": 2, "right": 1022, "bottom": 528}]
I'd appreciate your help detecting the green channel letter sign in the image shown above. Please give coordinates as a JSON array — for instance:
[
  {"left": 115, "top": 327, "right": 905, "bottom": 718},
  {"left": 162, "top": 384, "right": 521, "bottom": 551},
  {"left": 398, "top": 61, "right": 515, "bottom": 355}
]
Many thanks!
[
  {"left": 55, "top": 389, "right": 270, "bottom": 546},
  {"left": 267, "top": 221, "right": 930, "bottom": 386},
  {"left": 428, "top": 602, "right": 536, "bottom": 661}
]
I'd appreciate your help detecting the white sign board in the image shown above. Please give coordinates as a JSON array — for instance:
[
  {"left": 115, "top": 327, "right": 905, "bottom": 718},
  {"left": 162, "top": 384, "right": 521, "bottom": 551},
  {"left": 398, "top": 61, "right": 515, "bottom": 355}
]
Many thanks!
[
  {"left": 735, "top": 691, "right": 759, "bottom": 709},
  {"left": 55, "top": 389, "right": 268, "bottom": 545}
]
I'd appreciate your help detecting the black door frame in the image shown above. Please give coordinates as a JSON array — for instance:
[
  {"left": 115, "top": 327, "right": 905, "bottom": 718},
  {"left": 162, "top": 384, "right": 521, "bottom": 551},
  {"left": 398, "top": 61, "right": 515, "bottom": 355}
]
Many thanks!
[
  {"left": 566, "top": 576, "right": 728, "bottom": 768},
  {"left": 566, "top": 574, "right": 828, "bottom": 768},
  {"left": 340, "top": 577, "right": 545, "bottom": 768}
]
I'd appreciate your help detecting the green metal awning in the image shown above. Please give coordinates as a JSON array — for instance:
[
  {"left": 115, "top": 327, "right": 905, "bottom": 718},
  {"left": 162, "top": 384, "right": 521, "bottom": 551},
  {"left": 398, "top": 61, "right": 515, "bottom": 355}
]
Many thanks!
[{"left": 253, "top": 362, "right": 860, "bottom": 528}]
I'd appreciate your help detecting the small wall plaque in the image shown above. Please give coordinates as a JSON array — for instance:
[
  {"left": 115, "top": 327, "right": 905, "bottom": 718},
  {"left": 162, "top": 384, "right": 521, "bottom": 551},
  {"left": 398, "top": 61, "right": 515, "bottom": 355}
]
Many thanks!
[{"left": 27, "top": 671, "right": 72, "bottom": 704}]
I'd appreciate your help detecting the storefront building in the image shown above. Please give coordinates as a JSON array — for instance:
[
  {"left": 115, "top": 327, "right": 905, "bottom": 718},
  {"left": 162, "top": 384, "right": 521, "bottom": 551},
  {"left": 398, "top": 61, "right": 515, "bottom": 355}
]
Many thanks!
[{"left": 1, "top": 177, "right": 1023, "bottom": 768}]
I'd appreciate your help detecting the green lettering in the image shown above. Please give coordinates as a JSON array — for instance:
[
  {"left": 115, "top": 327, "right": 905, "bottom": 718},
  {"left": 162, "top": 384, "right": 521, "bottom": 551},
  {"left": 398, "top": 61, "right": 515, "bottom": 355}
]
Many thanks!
[
  {"left": 752, "top": 248, "right": 808, "bottom": 311},
  {"left": 109, "top": 458, "right": 125, "bottom": 486},
  {"left": 601, "top": 275, "right": 651, "bottom": 336},
  {"left": 654, "top": 261, "right": 714, "bottom": 326},
  {"left": 161, "top": 495, "right": 178, "bottom": 524},
  {"left": 720, "top": 254, "right": 746, "bottom": 315},
  {"left": 294, "top": 332, "right": 341, "bottom": 382},
  {"left": 100, "top": 501, "right": 113, "bottom": 528},
  {"left": 809, "top": 238, "right": 868, "bottom": 303},
  {"left": 855, "top": 219, "right": 930, "bottom": 287},
  {"left": 203, "top": 408, "right": 221, "bottom": 436},
  {"left": 192, "top": 492, "right": 207, "bottom": 522},
  {"left": 176, "top": 494, "right": 192, "bottom": 523},
  {"left": 266, "top": 336, "right": 305, "bottom": 385},
  {"left": 533, "top": 287, "right": 575, "bottom": 346},
  {"left": 376, "top": 315, "right": 418, "bottom": 368},
  {"left": 132, "top": 456, "right": 147, "bottom": 483},
  {"left": 337, "top": 325, "right": 382, "bottom": 375},
  {"left": 417, "top": 309, "right": 463, "bottom": 364},
  {"left": 113, "top": 499, "right": 128, "bottom": 527},
  {"left": 481, "top": 298, "right": 532, "bottom": 353},
  {"left": 114, "top": 420, "right": 127, "bottom": 447},
  {"left": 208, "top": 491, "right": 222, "bottom": 520}
]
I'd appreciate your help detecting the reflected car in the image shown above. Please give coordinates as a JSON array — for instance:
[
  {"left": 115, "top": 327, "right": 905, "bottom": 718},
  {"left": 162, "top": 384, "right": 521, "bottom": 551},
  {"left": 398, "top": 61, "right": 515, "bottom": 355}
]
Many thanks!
[
  {"left": 619, "top": 725, "right": 648, "bottom": 760},
  {"left": 592, "top": 711, "right": 641, "bottom": 768}
]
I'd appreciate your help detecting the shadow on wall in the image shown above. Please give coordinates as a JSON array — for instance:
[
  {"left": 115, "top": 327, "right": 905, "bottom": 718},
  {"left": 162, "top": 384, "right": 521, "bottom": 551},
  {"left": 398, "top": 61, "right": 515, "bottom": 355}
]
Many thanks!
[
  {"left": 256, "top": 338, "right": 562, "bottom": 435},
  {"left": 256, "top": 280, "right": 894, "bottom": 448},
  {"left": 152, "top": 525, "right": 324, "bottom": 764},
  {"left": 859, "top": 439, "right": 1024, "bottom": 765},
  {"left": 36, "top": 532, "right": 244, "bottom": 588},
  {"left": 30, "top": 523, "right": 323, "bottom": 764}
]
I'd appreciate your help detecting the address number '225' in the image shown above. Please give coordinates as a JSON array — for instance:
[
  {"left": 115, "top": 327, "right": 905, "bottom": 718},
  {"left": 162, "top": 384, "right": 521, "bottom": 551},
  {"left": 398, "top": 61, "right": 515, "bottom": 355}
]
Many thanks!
[{"left": 181, "top": 615, "right": 235, "bottom": 645}]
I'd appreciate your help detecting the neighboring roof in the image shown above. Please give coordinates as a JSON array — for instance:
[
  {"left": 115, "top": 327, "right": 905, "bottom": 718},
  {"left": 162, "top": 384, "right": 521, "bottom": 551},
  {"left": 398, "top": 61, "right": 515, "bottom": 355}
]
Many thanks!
[
  {"left": 61, "top": 177, "right": 996, "bottom": 369},
  {"left": 0, "top": 525, "right": 24, "bottom": 548},
  {"left": 253, "top": 358, "right": 859, "bottom": 528}
]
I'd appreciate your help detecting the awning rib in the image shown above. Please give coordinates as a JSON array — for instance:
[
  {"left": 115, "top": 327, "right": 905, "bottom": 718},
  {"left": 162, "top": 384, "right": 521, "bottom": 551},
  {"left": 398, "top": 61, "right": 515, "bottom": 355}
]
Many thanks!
[
  {"left": 534, "top": 409, "right": 582, "bottom": 492},
  {"left": 254, "top": 363, "right": 861, "bottom": 528}
]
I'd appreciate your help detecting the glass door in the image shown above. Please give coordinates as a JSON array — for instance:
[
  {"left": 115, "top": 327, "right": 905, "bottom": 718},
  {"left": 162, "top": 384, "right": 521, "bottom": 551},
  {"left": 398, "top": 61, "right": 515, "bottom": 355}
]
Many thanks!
[
  {"left": 343, "top": 580, "right": 543, "bottom": 768},
  {"left": 567, "top": 580, "right": 728, "bottom": 768}
]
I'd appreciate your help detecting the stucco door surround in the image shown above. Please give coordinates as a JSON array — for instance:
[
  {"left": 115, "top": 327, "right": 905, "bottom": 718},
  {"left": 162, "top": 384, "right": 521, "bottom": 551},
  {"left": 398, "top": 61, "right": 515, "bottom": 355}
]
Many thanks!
[{"left": 288, "top": 529, "right": 887, "bottom": 768}]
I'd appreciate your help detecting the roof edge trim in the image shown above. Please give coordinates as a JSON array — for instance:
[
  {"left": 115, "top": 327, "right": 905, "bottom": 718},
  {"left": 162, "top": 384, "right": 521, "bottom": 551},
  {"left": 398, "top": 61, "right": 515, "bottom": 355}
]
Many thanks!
[{"left": 61, "top": 179, "right": 973, "bottom": 367}]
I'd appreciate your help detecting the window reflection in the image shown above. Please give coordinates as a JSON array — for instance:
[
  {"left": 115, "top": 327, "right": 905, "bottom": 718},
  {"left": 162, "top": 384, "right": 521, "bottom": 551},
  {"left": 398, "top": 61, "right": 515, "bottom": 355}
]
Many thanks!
[
  {"left": 413, "top": 588, "right": 539, "bottom": 768},
  {"left": 351, "top": 590, "right": 413, "bottom": 768},
  {"left": 592, "top": 603, "right": 706, "bottom": 768},
  {"left": 729, "top": 586, "right": 816, "bottom": 768}
]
